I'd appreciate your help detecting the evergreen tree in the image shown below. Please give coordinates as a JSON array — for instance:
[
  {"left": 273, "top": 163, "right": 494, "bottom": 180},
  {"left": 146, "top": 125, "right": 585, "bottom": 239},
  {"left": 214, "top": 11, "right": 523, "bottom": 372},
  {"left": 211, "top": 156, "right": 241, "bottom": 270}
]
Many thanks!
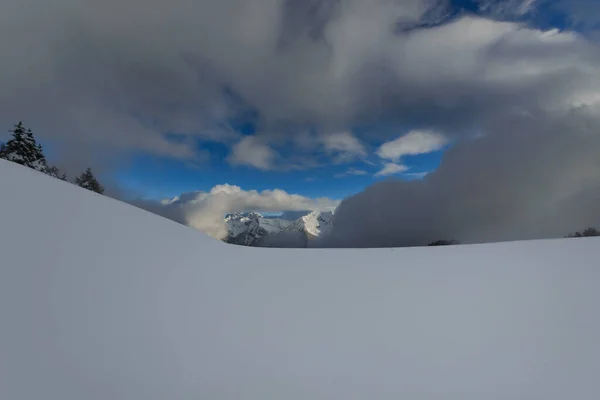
[
  {"left": 0, "top": 121, "right": 47, "bottom": 172},
  {"left": 75, "top": 168, "right": 104, "bottom": 194},
  {"left": 566, "top": 227, "right": 600, "bottom": 238},
  {"left": 46, "top": 165, "right": 68, "bottom": 181},
  {"left": 0, "top": 121, "right": 67, "bottom": 180},
  {"left": 582, "top": 227, "right": 600, "bottom": 237}
]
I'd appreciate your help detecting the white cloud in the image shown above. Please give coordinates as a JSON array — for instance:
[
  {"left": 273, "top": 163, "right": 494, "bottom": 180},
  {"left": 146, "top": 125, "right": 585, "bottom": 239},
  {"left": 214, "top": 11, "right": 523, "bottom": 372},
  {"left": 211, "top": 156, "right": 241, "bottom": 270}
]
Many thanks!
[
  {"left": 476, "top": 0, "right": 539, "bottom": 17},
  {"left": 334, "top": 167, "right": 368, "bottom": 178},
  {"left": 227, "top": 136, "right": 276, "bottom": 170},
  {"left": 518, "top": 0, "right": 539, "bottom": 14},
  {"left": 404, "top": 171, "right": 430, "bottom": 179},
  {"left": 374, "top": 163, "right": 409, "bottom": 177},
  {"left": 376, "top": 130, "right": 449, "bottom": 162},
  {"left": 347, "top": 167, "right": 368, "bottom": 175},
  {"left": 322, "top": 132, "right": 367, "bottom": 163},
  {"left": 135, "top": 184, "right": 339, "bottom": 240}
]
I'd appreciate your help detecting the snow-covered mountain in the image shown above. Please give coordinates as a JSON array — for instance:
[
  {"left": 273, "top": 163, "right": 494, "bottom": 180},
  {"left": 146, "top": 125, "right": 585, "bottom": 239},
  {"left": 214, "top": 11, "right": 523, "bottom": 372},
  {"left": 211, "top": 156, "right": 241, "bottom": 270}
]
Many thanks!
[{"left": 224, "top": 210, "right": 334, "bottom": 247}]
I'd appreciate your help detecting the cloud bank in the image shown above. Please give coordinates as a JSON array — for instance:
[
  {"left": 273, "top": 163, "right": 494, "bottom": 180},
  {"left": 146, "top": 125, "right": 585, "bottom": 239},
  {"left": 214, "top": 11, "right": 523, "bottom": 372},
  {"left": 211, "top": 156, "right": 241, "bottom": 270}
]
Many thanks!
[
  {"left": 133, "top": 184, "right": 339, "bottom": 240},
  {"left": 318, "top": 107, "right": 600, "bottom": 247}
]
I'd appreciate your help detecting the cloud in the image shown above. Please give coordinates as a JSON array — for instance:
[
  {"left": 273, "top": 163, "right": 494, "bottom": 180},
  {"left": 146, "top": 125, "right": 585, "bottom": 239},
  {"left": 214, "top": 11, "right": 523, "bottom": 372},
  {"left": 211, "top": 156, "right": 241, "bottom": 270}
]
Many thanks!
[
  {"left": 317, "top": 107, "right": 600, "bottom": 248},
  {"left": 334, "top": 167, "right": 368, "bottom": 178},
  {"left": 376, "top": 130, "right": 449, "bottom": 162},
  {"left": 1, "top": 0, "right": 599, "bottom": 172},
  {"left": 476, "top": 0, "right": 540, "bottom": 18},
  {"left": 404, "top": 171, "right": 430, "bottom": 180},
  {"left": 374, "top": 163, "right": 409, "bottom": 177},
  {"left": 132, "top": 184, "right": 339, "bottom": 240},
  {"left": 3, "top": 0, "right": 600, "bottom": 200},
  {"left": 227, "top": 136, "right": 276, "bottom": 170},
  {"left": 322, "top": 132, "right": 367, "bottom": 164}
]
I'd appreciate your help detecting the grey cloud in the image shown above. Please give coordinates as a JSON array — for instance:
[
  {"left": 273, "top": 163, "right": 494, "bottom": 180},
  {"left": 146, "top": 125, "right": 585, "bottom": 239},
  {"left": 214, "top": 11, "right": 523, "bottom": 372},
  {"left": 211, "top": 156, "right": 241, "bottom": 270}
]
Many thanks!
[
  {"left": 3, "top": 0, "right": 599, "bottom": 169},
  {"left": 318, "top": 107, "right": 600, "bottom": 247},
  {"left": 227, "top": 136, "right": 277, "bottom": 171},
  {"left": 322, "top": 131, "right": 367, "bottom": 164},
  {"left": 376, "top": 130, "right": 448, "bottom": 161}
]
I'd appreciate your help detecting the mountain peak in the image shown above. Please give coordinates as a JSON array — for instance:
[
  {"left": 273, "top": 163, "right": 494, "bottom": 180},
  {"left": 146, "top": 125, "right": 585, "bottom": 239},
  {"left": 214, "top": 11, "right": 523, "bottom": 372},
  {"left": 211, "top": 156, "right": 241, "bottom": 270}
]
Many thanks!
[{"left": 224, "top": 210, "right": 334, "bottom": 247}]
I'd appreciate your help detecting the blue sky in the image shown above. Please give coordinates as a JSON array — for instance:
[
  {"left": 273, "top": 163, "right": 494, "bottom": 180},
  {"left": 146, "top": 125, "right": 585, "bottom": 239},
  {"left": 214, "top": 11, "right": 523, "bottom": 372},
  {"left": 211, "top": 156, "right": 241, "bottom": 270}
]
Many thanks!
[
  {"left": 115, "top": 147, "right": 446, "bottom": 201},
  {"left": 103, "top": 0, "right": 586, "bottom": 204}
]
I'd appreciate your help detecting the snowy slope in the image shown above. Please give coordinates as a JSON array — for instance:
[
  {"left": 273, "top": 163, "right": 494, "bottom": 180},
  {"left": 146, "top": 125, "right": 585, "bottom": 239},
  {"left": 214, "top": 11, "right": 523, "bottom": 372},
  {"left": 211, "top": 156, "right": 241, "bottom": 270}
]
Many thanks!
[{"left": 1, "top": 158, "right": 600, "bottom": 400}]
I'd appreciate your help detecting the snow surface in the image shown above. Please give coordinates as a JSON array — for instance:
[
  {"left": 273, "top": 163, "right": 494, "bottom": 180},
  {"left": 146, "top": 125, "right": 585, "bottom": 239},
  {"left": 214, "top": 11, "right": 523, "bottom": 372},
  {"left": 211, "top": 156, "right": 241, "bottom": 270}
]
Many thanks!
[{"left": 1, "top": 158, "right": 600, "bottom": 400}]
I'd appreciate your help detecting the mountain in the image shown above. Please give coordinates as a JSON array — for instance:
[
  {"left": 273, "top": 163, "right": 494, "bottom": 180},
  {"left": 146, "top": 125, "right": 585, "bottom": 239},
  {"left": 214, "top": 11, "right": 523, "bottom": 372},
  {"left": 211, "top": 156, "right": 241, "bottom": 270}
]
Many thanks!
[
  {"left": 2, "top": 158, "right": 600, "bottom": 400},
  {"left": 224, "top": 210, "right": 334, "bottom": 247}
]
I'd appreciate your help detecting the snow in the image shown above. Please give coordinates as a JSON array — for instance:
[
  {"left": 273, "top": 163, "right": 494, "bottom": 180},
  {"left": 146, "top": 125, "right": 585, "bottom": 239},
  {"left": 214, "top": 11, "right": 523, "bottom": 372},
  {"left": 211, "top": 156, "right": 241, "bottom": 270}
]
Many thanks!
[
  {"left": 301, "top": 210, "right": 333, "bottom": 237},
  {"left": 258, "top": 217, "right": 293, "bottom": 233},
  {"left": 226, "top": 212, "right": 294, "bottom": 235},
  {"left": 1, "top": 158, "right": 600, "bottom": 400},
  {"left": 225, "top": 210, "right": 332, "bottom": 244}
]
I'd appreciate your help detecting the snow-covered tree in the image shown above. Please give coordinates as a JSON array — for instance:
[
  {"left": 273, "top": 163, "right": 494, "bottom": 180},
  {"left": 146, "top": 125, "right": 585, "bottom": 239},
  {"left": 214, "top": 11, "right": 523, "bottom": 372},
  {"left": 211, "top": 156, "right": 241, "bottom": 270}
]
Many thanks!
[
  {"left": 566, "top": 227, "right": 600, "bottom": 238},
  {"left": 0, "top": 121, "right": 47, "bottom": 172},
  {"left": 75, "top": 168, "right": 104, "bottom": 194},
  {"left": 0, "top": 121, "right": 67, "bottom": 180},
  {"left": 45, "top": 165, "right": 68, "bottom": 181}
]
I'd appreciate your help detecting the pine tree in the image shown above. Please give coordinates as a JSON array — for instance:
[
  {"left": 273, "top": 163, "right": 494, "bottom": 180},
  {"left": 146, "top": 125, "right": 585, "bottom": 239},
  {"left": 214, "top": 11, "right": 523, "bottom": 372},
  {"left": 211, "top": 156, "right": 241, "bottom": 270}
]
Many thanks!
[
  {"left": 566, "top": 227, "right": 600, "bottom": 238},
  {"left": 0, "top": 121, "right": 67, "bottom": 180},
  {"left": 582, "top": 227, "right": 600, "bottom": 237},
  {"left": 0, "top": 121, "right": 47, "bottom": 172},
  {"left": 45, "top": 165, "right": 68, "bottom": 181},
  {"left": 75, "top": 168, "right": 104, "bottom": 194}
]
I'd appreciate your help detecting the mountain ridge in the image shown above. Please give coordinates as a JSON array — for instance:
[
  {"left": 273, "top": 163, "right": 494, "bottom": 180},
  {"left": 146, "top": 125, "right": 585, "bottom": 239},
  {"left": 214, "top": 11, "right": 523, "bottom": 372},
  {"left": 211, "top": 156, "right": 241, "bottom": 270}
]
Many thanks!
[{"left": 224, "top": 210, "right": 334, "bottom": 247}]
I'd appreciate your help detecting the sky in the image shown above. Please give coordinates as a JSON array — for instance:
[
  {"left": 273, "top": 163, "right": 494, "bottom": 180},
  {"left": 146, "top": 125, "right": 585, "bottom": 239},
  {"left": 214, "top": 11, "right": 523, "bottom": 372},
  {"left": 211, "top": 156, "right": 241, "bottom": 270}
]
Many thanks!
[{"left": 1, "top": 0, "right": 600, "bottom": 245}]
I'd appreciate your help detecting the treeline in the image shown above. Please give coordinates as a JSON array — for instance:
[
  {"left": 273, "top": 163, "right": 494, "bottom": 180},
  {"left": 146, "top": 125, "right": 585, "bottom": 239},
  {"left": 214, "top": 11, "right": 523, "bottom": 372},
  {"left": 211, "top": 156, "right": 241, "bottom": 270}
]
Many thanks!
[
  {"left": 428, "top": 239, "right": 459, "bottom": 246},
  {"left": 565, "top": 228, "right": 600, "bottom": 238},
  {"left": 0, "top": 121, "right": 104, "bottom": 194},
  {"left": 429, "top": 227, "right": 600, "bottom": 246}
]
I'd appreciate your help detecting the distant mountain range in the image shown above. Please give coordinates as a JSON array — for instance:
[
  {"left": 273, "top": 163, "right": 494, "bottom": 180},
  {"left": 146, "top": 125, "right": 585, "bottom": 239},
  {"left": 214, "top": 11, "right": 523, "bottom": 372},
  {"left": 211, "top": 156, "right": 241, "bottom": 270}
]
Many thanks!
[{"left": 224, "top": 211, "right": 334, "bottom": 247}]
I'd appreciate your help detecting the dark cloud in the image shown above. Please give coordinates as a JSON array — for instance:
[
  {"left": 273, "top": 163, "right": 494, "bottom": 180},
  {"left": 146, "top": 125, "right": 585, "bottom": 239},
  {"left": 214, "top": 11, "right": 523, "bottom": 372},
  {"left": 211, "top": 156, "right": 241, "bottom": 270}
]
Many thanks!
[
  {"left": 3, "top": 0, "right": 598, "bottom": 162},
  {"left": 318, "top": 107, "right": 600, "bottom": 247}
]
